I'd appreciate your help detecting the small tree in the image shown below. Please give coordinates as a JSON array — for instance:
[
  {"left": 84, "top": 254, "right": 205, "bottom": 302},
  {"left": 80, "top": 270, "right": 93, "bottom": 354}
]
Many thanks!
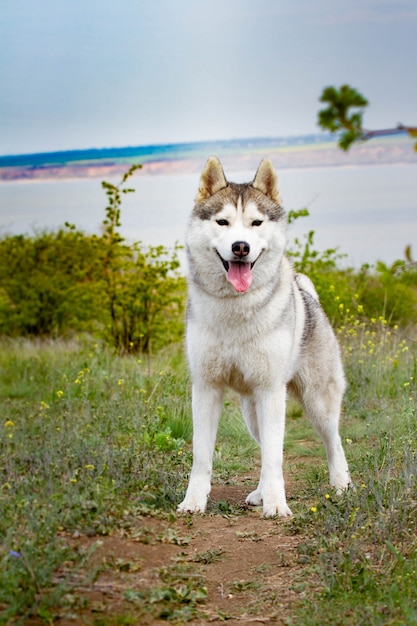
[
  {"left": 100, "top": 165, "right": 185, "bottom": 354},
  {"left": 0, "top": 165, "right": 186, "bottom": 350}
]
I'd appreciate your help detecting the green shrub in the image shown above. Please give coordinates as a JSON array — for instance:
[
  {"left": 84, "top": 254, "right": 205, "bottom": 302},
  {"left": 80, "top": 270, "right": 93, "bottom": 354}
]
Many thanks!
[
  {"left": 100, "top": 168, "right": 185, "bottom": 353},
  {"left": 288, "top": 209, "right": 417, "bottom": 328},
  {"left": 0, "top": 164, "right": 185, "bottom": 353},
  {"left": 0, "top": 228, "right": 104, "bottom": 336},
  {"left": 355, "top": 261, "right": 417, "bottom": 326},
  {"left": 0, "top": 173, "right": 416, "bottom": 350}
]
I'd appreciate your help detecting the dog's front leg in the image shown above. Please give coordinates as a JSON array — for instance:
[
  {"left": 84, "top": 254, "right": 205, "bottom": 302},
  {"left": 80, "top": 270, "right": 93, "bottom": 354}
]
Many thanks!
[
  {"left": 246, "top": 387, "right": 292, "bottom": 518},
  {"left": 177, "top": 383, "right": 223, "bottom": 514}
]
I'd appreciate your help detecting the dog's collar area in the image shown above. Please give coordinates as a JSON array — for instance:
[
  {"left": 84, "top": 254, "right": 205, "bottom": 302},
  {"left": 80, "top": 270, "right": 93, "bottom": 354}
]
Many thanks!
[{"left": 216, "top": 250, "right": 257, "bottom": 271}]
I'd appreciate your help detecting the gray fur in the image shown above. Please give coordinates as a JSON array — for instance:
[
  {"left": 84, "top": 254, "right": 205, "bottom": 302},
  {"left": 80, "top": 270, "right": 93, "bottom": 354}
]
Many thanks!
[{"left": 178, "top": 157, "right": 350, "bottom": 518}]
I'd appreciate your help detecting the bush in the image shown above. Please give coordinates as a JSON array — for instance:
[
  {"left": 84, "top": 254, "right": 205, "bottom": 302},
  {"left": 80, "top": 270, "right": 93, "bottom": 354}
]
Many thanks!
[
  {"left": 0, "top": 228, "right": 104, "bottom": 337},
  {"left": 0, "top": 176, "right": 416, "bottom": 349},
  {"left": 0, "top": 165, "right": 186, "bottom": 352},
  {"left": 100, "top": 167, "right": 185, "bottom": 353},
  {"left": 288, "top": 210, "right": 417, "bottom": 328},
  {"left": 355, "top": 261, "right": 417, "bottom": 326}
]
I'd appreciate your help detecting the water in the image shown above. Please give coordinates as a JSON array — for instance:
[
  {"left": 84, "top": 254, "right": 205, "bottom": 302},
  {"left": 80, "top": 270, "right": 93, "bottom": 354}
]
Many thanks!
[{"left": 0, "top": 163, "right": 416, "bottom": 268}]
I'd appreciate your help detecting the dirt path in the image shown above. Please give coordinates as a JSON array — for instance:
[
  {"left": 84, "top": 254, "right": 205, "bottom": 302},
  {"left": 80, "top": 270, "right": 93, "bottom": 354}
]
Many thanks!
[{"left": 48, "top": 481, "right": 315, "bottom": 625}]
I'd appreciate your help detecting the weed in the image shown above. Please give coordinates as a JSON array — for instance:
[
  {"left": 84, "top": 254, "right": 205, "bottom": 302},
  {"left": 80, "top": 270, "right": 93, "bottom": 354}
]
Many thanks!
[
  {"left": 192, "top": 548, "right": 224, "bottom": 564},
  {"left": 208, "top": 499, "right": 245, "bottom": 516},
  {"left": 0, "top": 339, "right": 191, "bottom": 622},
  {"left": 232, "top": 579, "right": 262, "bottom": 592},
  {"left": 291, "top": 317, "right": 417, "bottom": 625},
  {"left": 0, "top": 291, "right": 416, "bottom": 623},
  {"left": 125, "top": 563, "right": 208, "bottom": 622}
]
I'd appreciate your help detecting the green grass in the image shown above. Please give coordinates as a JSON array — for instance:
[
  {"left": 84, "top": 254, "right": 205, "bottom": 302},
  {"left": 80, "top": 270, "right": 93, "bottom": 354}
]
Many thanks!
[
  {"left": 289, "top": 318, "right": 417, "bottom": 625},
  {"left": 0, "top": 315, "right": 416, "bottom": 624},
  {"left": 0, "top": 338, "right": 192, "bottom": 623}
]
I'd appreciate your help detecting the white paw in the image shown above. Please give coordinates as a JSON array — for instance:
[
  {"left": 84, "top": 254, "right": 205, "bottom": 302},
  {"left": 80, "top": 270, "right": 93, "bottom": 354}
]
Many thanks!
[
  {"left": 334, "top": 481, "right": 351, "bottom": 496},
  {"left": 331, "top": 470, "right": 351, "bottom": 495},
  {"left": 246, "top": 489, "right": 292, "bottom": 518},
  {"left": 262, "top": 502, "right": 293, "bottom": 518},
  {"left": 177, "top": 496, "right": 207, "bottom": 514},
  {"left": 246, "top": 489, "right": 263, "bottom": 506}
]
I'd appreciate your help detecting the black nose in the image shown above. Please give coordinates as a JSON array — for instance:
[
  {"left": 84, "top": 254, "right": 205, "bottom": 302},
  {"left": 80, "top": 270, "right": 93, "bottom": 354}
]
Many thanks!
[{"left": 232, "top": 241, "right": 250, "bottom": 258}]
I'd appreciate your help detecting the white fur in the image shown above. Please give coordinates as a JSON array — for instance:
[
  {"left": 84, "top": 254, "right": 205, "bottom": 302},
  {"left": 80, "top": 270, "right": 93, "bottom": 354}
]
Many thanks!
[{"left": 178, "top": 158, "right": 350, "bottom": 518}]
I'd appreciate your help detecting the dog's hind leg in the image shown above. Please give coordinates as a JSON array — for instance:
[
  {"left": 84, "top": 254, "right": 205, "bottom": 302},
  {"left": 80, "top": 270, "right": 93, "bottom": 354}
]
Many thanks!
[
  {"left": 177, "top": 384, "right": 223, "bottom": 514},
  {"left": 296, "top": 377, "right": 351, "bottom": 493},
  {"left": 314, "top": 416, "right": 350, "bottom": 493}
]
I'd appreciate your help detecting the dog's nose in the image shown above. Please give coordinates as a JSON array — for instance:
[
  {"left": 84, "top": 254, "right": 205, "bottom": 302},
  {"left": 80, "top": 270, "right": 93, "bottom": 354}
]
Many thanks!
[{"left": 231, "top": 241, "right": 250, "bottom": 258}]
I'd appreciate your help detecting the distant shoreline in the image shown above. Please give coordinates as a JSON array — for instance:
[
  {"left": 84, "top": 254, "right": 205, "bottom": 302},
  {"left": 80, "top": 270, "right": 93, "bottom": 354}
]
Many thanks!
[{"left": 0, "top": 134, "right": 415, "bottom": 182}]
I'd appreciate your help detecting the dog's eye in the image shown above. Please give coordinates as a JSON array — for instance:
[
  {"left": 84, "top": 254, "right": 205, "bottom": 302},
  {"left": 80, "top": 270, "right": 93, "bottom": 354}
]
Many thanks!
[
  {"left": 252, "top": 220, "right": 263, "bottom": 227},
  {"left": 216, "top": 219, "right": 229, "bottom": 226}
]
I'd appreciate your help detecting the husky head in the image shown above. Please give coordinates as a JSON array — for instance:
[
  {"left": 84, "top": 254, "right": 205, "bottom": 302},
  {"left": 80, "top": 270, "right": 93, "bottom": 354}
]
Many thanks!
[{"left": 187, "top": 157, "right": 287, "bottom": 295}]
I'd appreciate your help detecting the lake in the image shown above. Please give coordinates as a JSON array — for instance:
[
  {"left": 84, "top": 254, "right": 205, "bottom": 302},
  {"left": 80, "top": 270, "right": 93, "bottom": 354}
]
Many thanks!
[{"left": 0, "top": 162, "right": 416, "bottom": 269}]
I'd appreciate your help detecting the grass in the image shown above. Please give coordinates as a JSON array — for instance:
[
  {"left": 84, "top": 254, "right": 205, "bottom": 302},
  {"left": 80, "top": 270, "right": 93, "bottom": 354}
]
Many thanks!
[
  {"left": 124, "top": 563, "right": 208, "bottom": 623},
  {"left": 288, "top": 314, "right": 417, "bottom": 625},
  {"left": 0, "top": 311, "right": 416, "bottom": 624},
  {"left": 0, "top": 338, "right": 192, "bottom": 623}
]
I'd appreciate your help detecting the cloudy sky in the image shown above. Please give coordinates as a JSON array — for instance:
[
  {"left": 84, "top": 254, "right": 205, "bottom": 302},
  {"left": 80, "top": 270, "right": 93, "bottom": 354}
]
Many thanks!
[{"left": 1, "top": 0, "right": 416, "bottom": 155}]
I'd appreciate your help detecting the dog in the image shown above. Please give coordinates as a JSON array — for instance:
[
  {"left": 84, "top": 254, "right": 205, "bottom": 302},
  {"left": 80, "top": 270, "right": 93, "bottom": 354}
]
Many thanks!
[{"left": 177, "top": 157, "right": 351, "bottom": 517}]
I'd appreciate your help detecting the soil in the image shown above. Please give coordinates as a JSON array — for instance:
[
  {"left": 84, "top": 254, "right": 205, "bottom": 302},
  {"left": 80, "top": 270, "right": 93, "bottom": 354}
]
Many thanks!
[{"left": 36, "top": 478, "right": 317, "bottom": 625}]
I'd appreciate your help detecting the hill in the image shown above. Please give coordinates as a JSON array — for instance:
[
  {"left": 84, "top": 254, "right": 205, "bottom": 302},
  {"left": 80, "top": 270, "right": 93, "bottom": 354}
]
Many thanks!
[{"left": 0, "top": 133, "right": 415, "bottom": 181}]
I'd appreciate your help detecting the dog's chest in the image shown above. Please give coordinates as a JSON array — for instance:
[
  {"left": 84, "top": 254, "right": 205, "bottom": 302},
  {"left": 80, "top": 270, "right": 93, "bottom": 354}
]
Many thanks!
[
  {"left": 198, "top": 340, "right": 273, "bottom": 393},
  {"left": 187, "top": 283, "right": 297, "bottom": 392}
]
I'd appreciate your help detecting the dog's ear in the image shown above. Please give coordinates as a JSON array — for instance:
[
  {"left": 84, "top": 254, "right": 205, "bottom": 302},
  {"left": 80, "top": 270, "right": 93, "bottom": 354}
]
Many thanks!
[
  {"left": 196, "top": 157, "right": 227, "bottom": 201},
  {"left": 252, "top": 160, "right": 280, "bottom": 204}
]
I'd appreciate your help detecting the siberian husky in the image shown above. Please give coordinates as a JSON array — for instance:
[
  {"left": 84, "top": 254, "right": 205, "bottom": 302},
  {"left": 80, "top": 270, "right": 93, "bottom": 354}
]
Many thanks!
[{"left": 178, "top": 157, "right": 350, "bottom": 517}]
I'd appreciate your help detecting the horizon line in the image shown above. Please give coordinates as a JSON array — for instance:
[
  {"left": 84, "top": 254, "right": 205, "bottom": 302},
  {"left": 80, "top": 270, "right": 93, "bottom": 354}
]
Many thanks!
[{"left": 0, "top": 133, "right": 335, "bottom": 161}]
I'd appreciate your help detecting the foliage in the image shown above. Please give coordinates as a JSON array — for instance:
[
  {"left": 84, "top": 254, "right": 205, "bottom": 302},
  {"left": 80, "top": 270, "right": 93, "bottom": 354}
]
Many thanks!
[
  {"left": 355, "top": 260, "right": 417, "bottom": 326},
  {"left": 288, "top": 309, "right": 417, "bottom": 624},
  {"left": 0, "top": 228, "right": 103, "bottom": 337},
  {"left": 100, "top": 165, "right": 185, "bottom": 354},
  {"left": 0, "top": 164, "right": 415, "bottom": 350},
  {"left": 293, "top": 413, "right": 417, "bottom": 625},
  {"left": 288, "top": 210, "right": 417, "bottom": 327},
  {"left": 318, "top": 84, "right": 369, "bottom": 150},
  {"left": 1, "top": 165, "right": 417, "bottom": 622},
  {"left": 0, "top": 164, "right": 185, "bottom": 353},
  {"left": 288, "top": 218, "right": 351, "bottom": 322},
  {"left": 0, "top": 339, "right": 191, "bottom": 622},
  {"left": 0, "top": 303, "right": 416, "bottom": 622},
  {"left": 317, "top": 83, "right": 417, "bottom": 151},
  {"left": 125, "top": 574, "right": 208, "bottom": 622}
]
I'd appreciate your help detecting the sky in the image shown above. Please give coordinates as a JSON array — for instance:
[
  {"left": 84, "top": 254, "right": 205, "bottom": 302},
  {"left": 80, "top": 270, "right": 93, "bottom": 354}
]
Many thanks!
[{"left": 1, "top": 0, "right": 416, "bottom": 156}]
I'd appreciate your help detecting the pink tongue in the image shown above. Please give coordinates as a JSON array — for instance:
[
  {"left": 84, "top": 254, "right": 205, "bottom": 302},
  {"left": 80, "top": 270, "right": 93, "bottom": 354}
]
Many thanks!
[{"left": 227, "top": 262, "right": 253, "bottom": 292}]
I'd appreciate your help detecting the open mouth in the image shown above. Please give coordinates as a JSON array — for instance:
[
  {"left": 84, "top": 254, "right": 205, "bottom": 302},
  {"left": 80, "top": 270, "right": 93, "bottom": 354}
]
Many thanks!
[
  {"left": 216, "top": 251, "right": 259, "bottom": 293},
  {"left": 216, "top": 251, "right": 258, "bottom": 272}
]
